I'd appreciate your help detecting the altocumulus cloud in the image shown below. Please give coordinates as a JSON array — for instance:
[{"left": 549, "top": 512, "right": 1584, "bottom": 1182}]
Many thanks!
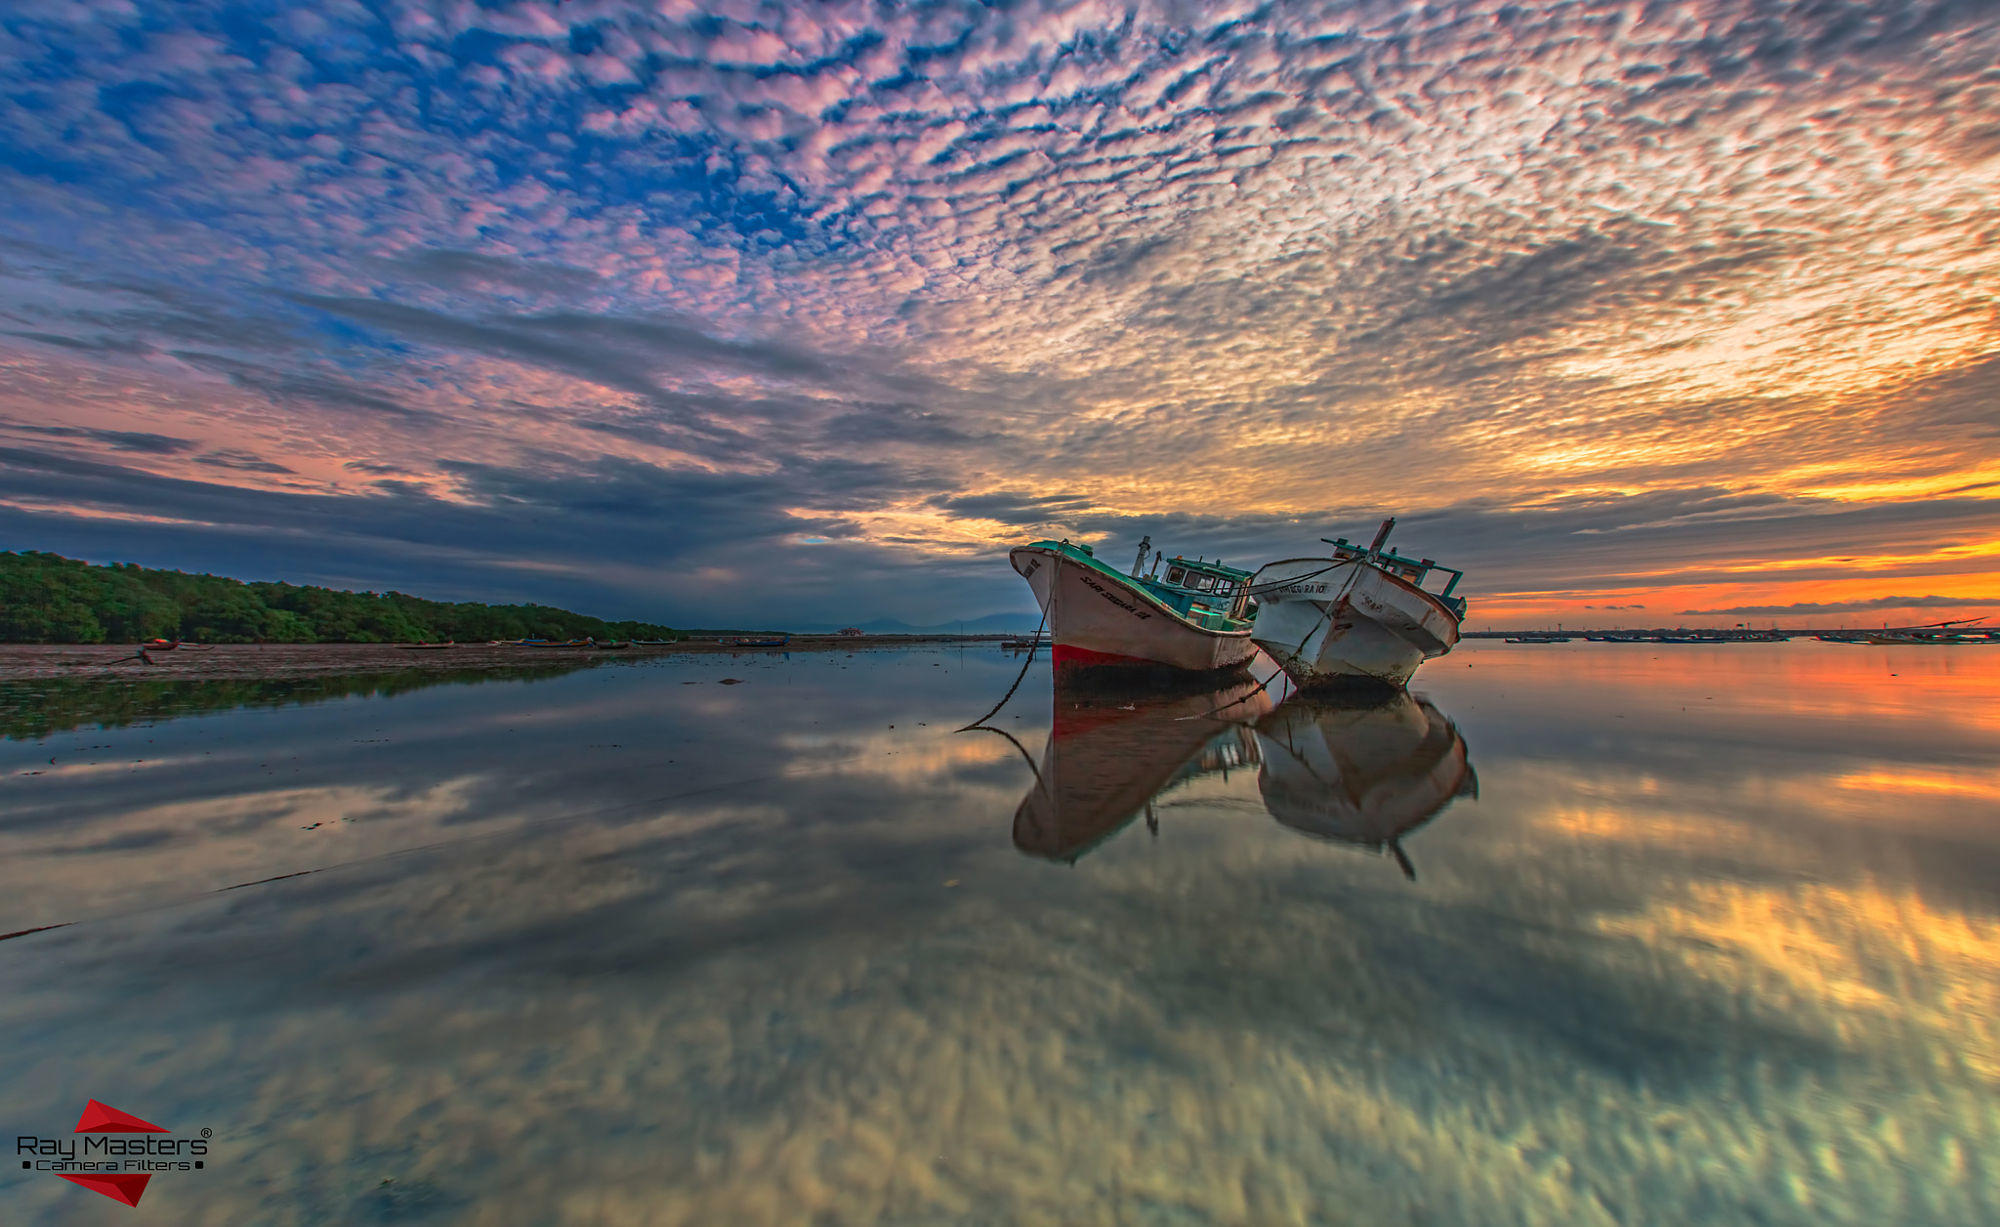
[{"left": 1, "top": 0, "right": 1998, "bottom": 623}]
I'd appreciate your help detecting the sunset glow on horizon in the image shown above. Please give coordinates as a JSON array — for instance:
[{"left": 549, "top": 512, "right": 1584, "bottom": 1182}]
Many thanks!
[{"left": 3, "top": 0, "right": 1998, "bottom": 627}]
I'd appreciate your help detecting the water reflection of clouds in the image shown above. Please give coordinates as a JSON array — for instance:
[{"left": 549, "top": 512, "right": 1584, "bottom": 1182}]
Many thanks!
[{"left": 1, "top": 646, "right": 1996, "bottom": 1223}]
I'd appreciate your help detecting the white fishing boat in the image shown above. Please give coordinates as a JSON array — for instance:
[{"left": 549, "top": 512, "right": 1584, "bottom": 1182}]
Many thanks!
[
  {"left": 1009, "top": 537, "right": 1259, "bottom": 676},
  {"left": 1254, "top": 692, "right": 1476, "bottom": 878},
  {"left": 1249, "top": 518, "right": 1465, "bottom": 690}
]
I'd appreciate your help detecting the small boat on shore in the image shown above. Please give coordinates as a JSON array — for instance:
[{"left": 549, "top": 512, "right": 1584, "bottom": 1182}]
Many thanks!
[
  {"left": 1009, "top": 537, "right": 1259, "bottom": 677},
  {"left": 1249, "top": 518, "right": 1465, "bottom": 690}
]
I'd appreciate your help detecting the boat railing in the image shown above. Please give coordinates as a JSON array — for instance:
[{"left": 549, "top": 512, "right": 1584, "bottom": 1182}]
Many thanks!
[{"left": 1320, "top": 536, "right": 1466, "bottom": 616}]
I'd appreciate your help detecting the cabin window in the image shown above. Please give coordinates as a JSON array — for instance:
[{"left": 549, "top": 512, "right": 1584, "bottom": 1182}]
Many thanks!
[{"left": 1165, "top": 566, "right": 1187, "bottom": 585}]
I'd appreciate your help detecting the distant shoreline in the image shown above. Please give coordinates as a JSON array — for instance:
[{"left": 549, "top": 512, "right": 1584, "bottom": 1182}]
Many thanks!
[{"left": 0, "top": 637, "right": 1020, "bottom": 682}]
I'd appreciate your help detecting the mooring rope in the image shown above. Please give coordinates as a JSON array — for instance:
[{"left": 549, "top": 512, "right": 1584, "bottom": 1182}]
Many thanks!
[
  {"left": 961, "top": 722, "right": 1047, "bottom": 791},
  {"left": 1172, "top": 666, "right": 1289, "bottom": 721},
  {"left": 956, "top": 602, "right": 1049, "bottom": 731},
  {"left": 1176, "top": 556, "right": 1371, "bottom": 723},
  {"left": 1286, "top": 557, "right": 1366, "bottom": 663},
  {"left": 1239, "top": 556, "right": 1354, "bottom": 597}
]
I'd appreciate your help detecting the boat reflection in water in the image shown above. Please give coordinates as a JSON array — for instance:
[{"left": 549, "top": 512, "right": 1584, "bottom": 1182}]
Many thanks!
[
  {"left": 1006, "top": 681, "right": 1475, "bottom": 872},
  {"left": 1253, "top": 693, "right": 1477, "bottom": 878},
  {"left": 1010, "top": 678, "right": 1272, "bottom": 862}
]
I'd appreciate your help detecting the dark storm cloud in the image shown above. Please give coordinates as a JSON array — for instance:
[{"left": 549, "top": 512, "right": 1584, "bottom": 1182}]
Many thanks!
[
  {"left": 195, "top": 450, "right": 295, "bottom": 475},
  {"left": 169, "top": 352, "right": 426, "bottom": 422},
  {"left": 0, "top": 422, "right": 193, "bottom": 455},
  {"left": 932, "top": 491, "right": 1097, "bottom": 526},
  {"left": 0, "top": 329, "right": 154, "bottom": 356},
  {"left": 392, "top": 250, "right": 603, "bottom": 297},
  {"left": 290, "top": 296, "right": 841, "bottom": 388},
  {"left": 0, "top": 445, "right": 1004, "bottom": 623}
]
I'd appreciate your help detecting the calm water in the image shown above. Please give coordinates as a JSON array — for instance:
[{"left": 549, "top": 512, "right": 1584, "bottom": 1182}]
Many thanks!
[{"left": 2, "top": 643, "right": 1996, "bottom": 1225}]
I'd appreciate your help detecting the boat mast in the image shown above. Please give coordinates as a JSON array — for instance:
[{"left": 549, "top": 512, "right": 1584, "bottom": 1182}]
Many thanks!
[
  {"left": 1367, "top": 517, "right": 1396, "bottom": 559},
  {"left": 1132, "top": 535, "right": 1152, "bottom": 577}
]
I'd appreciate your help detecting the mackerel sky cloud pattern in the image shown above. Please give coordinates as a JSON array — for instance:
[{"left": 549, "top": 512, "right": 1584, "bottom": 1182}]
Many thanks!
[{"left": 2, "top": 0, "right": 1997, "bottom": 624}]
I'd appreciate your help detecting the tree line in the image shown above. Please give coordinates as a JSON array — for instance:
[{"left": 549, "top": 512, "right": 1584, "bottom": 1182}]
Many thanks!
[{"left": 0, "top": 551, "right": 679, "bottom": 644}]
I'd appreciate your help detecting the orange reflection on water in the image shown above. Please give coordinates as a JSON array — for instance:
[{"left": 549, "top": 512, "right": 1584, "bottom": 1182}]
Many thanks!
[
  {"left": 1601, "top": 880, "right": 2000, "bottom": 1080},
  {"left": 1832, "top": 768, "right": 2000, "bottom": 801},
  {"left": 1453, "top": 639, "right": 2000, "bottom": 736},
  {"left": 1539, "top": 805, "right": 1760, "bottom": 850}
]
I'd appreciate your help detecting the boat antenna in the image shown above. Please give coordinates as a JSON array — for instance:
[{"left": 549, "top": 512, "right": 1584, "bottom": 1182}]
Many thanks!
[{"left": 1132, "top": 535, "right": 1151, "bottom": 577}]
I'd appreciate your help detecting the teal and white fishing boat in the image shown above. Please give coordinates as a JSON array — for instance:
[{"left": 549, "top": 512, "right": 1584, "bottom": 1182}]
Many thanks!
[
  {"left": 1249, "top": 518, "right": 1467, "bottom": 690},
  {"left": 1009, "top": 536, "right": 1259, "bottom": 675}
]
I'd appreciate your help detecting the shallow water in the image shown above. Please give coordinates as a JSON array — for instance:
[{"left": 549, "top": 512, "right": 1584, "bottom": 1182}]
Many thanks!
[{"left": 2, "top": 642, "right": 1996, "bottom": 1225}]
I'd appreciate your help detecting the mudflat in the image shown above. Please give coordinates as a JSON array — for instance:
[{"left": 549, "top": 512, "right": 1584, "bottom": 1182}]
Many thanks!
[{"left": 0, "top": 637, "right": 987, "bottom": 682}]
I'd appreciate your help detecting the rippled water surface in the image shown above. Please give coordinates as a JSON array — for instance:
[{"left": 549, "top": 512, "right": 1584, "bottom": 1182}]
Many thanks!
[{"left": 2, "top": 642, "right": 1996, "bottom": 1225}]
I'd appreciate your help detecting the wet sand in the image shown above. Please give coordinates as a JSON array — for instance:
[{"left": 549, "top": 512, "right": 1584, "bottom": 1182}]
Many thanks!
[{"left": 0, "top": 637, "right": 1003, "bottom": 681}]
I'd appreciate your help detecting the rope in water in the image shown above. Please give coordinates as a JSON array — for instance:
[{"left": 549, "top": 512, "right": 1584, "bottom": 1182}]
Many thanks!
[
  {"left": 1173, "top": 666, "right": 1289, "bottom": 721},
  {"left": 956, "top": 603, "right": 1049, "bottom": 731}
]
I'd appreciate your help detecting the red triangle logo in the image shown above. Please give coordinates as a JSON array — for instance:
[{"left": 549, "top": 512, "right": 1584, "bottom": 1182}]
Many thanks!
[
  {"left": 59, "top": 1172, "right": 153, "bottom": 1207},
  {"left": 73, "top": 1099, "right": 168, "bottom": 1134}
]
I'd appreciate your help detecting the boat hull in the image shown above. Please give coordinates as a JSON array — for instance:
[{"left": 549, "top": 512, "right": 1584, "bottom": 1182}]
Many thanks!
[
  {"left": 1010, "top": 546, "right": 1257, "bottom": 676},
  {"left": 1249, "top": 557, "right": 1461, "bottom": 690}
]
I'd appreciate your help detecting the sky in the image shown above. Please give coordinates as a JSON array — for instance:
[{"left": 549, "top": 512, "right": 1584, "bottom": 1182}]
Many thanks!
[{"left": 2, "top": 0, "right": 1997, "bottom": 629}]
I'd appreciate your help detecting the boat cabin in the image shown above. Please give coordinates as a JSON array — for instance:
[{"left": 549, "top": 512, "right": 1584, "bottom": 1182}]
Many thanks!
[
  {"left": 1140, "top": 556, "right": 1254, "bottom": 630},
  {"left": 1322, "top": 536, "right": 1466, "bottom": 617}
]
